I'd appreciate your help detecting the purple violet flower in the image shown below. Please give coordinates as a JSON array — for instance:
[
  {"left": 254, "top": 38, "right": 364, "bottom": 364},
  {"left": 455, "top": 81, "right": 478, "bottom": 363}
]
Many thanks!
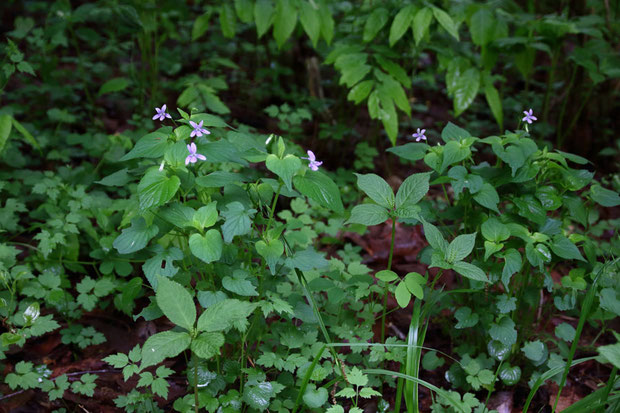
[
  {"left": 301, "top": 150, "right": 323, "bottom": 171},
  {"left": 189, "top": 120, "right": 210, "bottom": 138},
  {"left": 185, "top": 142, "right": 206, "bottom": 165},
  {"left": 152, "top": 104, "right": 172, "bottom": 121},
  {"left": 522, "top": 109, "right": 537, "bottom": 124},
  {"left": 412, "top": 128, "right": 427, "bottom": 142}
]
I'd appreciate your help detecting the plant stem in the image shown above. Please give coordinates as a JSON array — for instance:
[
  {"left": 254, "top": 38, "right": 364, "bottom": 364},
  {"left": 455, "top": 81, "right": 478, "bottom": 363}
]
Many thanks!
[
  {"left": 381, "top": 219, "right": 397, "bottom": 344},
  {"left": 265, "top": 182, "right": 282, "bottom": 235},
  {"left": 193, "top": 357, "right": 199, "bottom": 413}
]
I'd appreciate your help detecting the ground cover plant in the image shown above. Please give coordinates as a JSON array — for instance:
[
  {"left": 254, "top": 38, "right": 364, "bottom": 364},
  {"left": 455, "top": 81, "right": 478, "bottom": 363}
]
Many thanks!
[{"left": 1, "top": 0, "right": 619, "bottom": 412}]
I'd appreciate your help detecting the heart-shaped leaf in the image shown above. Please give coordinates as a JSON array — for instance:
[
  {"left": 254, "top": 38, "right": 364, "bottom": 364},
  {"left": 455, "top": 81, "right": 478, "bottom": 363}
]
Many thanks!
[
  {"left": 303, "top": 385, "right": 328, "bottom": 409},
  {"left": 189, "top": 229, "right": 223, "bottom": 264},
  {"left": 499, "top": 364, "right": 521, "bottom": 385},
  {"left": 256, "top": 239, "right": 284, "bottom": 275},
  {"left": 138, "top": 170, "right": 181, "bottom": 210},
  {"left": 266, "top": 154, "right": 301, "bottom": 191}
]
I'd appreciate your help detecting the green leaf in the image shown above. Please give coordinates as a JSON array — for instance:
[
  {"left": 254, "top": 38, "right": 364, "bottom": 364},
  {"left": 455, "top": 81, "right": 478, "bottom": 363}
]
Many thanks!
[
  {"left": 555, "top": 322, "right": 576, "bottom": 342},
  {"left": 11, "top": 117, "right": 40, "bottom": 151},
  {"left": 196, "top": 171, "right": 248, "bottom": 188},
  {"left": 375, "top": 270, "right": 398, "bottom": 282},
  {"left": 445, "top": 233, "right": 477, "bottom": 263},
  {"left": 254, "top": 0, "right": 275, "bottom": 38},
  {"left": 499, "top": 365, "right": 521, "bottom": 386},
  {"left": 347, "top": 80, "right": 374, "bottom": 104},
  {"left": 488, "top": 340, "right": 510, "bottom": 361},
  {"left": 221, "top": 202, "right": 256, "bottom": 243},
  {"left": 0, "top": 114, "right": 12, "bottom": 155},
  {"left": 222, "top": 271, "right": 258, "bottom": 296},
  {"left": 192, "top": 11, "right": 211, "bottom": 41},
  {"left": 189, "top": 229, "right": 223, "bottom": 264},
  {"left": 551, "top": 235, "right": 585, "bottom": 261},
  {"left": 156, "top": 276, "right": 196, "bottom": 331},
  {"left": 422, "top": 221, "right": 448, "bottom": 252},
  {"left": 590, "top": 185, "right": 620, "bottom": 207},
  {"left": 484, "top": 241, "right": 503, "bottom": 260},
  {"left": 121, "top": 129, "right": 171, "bottom": 161},
  {"left": 95, "top": 168, "right": 131, "bottom": 187},
  {"left": 363, "top": 7, "right": 389, "bottom": 42},
  {"left": 219, "top": 3, "right": 236, "bottom": 38},
  {"left": 103, "top": 353, "right": 129, "bottom": 368},
  {"left": 299, "top": 1, "right": 321, "bottom": 47},
  {"left": 355, "top": 173, "right": 394, "bottom": 209},
  {"left": 141, "top": 330, "right": 191, "bottom": 368},
  {"left": 193, "top": 202, "right": 218, "bottom": 230},
  {"left": 244, "top": 381, "right": 276, "bottom": 411},
  {"left": 395, "top": 281, "right": 411, "bottom": 308},
  {"left": 319, "top": 4, "right": 335, "bottom": 45},
  {"left": 273, "top": 0, "right": 297, "bottom": 48},
  {"left": 293, "top": 170, "right": 344, "bottom": 214},
  {"left": 469, "top": 8, "right": 495, "bottom": 46},
  {"left": 266, "top": 154, "right": 301, "bottom": 191},
  {"left": 489, "top": 317, "right": 517, "bottom": 346},
  {"left": 453, "top": 67, "right": 479, "bottom": 116},
  {"left": 454, "top": 306, "right": 478, "bottom": 329},
  {"left": 256, "top": 239, "right": 284, "bottom": 275},
  {"left": 440, "top": 140, "right": 470, "bottom": 173},
  {"left": 473, "top": 183, "right": 499, "bottom": 212},
  {"left": 395, "top": 172, "right": 431, "bottom": 209},
  {"left": 191, "top": 332, "right": 225, "bottom": 359},
  {"left": 197, "top": 299, "right": 257, "bottom": 333},
  {"left": 386, "top": 142, "right": 428, "bottom": 161},
  {"left": 481, "top": 218, "right": 510, "bottom": 242},
  {"left": 432, "top": 7, "right": 459, "bottom": 40},
  {"left": 113, "top": 217, "right": 159, "bottom": 254},
  {"left": 422, "top": 351, "right": 445, "bottom": 370},
  {"left": 98, "top": 77, "right": 130, "bottom": 95},
  {"left": 441, "top": 122, "right": 472, "bottom": 142},
  {"left": 413, "top": 7, "right": 433, "bottom": 45},
  {"left": 303, "top": 385, "right": 329, "bottom": 408},
  {"left": 452, "top": 261, "right": 489, "bottom": 283},
  {"left": 389, "top": 5, "right": 415, "bottom": 46},
  {"left": 496, "top": 294, "right": 517, "bottom": 314},
  {"left": 522, "top": 340, "right": 548, "bottom": 366},
  {"left": 598, "top": 342, "right": 620, "bottom": 369},
  {"left": 404, "top": 273, "right": 424, "bottom": 299},
  {"left": 137, "top": 170, "right": 180, "bottom": 210},
  {"left": 346, "top": 204, "right": 389, "bottom": 226},
  {"left": 484, "top": 83, "right": 503, "bottom": 130}
]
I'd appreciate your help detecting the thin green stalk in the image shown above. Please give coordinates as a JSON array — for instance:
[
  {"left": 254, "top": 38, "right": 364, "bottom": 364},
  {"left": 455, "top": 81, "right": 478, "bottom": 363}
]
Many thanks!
[
  {"left": 596, "top": 366, "right": 617, "bottom": 413},
  {"left": 265, "top": 183, "right": 282, "bottom": 235},
  {"left": 483, "top": 360, "right": 504, "bottom": 410},
  {"left": 381, "top": 219, "right": 397, "bottom": 344},
  {"left": 394, "top": 363, "right": 405, "bottom": 413},
  {"left": 292, "top": 345, "right": 327, "bottom": 413},
  {"left": 193, "top": 358, "right": 199, "bottom": 413},
  {"left": 404, "top": 300, "right": 422, "bottom": 413}
]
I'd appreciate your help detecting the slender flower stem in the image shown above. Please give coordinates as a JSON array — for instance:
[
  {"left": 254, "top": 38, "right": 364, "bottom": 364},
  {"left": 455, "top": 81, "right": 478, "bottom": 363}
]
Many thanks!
[
  {"left": 381, "top": 219, "right": 397, "bottom": 344},
  {"left": 265, "top": 182, "right": 282, "bottom": 235}
]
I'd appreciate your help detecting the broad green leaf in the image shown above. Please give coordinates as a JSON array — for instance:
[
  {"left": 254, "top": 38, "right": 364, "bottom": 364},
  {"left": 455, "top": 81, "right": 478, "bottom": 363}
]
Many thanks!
[
  {"left": 156, "top": 276, "right": 196, "bottom": 331},
  {"left": 293, "top": 170, "right": 344, "bottom": 214},
  {"left": 404, "top": 273, "right": 424, "bottom": 299},
  {"left": 254, "top": 0, "right": 275, "bottom": 38},
  {"left": 222, "top": 271, "right": 258, "bottom": 296},
  {"left": 235, "top": 0, "right": 254, "bottom": 23},
  {"left": 489, "top": 317, "right": 517, "bottom": 346},
  {"left": 522, "top": 340, "right": 548, "bottom": 366},
  {"left": 422, "top": 351, "right": 445, "bottom": 370},
  {"left": 113, "top": 217, "right": 159, "bottom": 254},
  {"left": 452, "top": 261, "right": 489, "bottom": 283},
  {"left": 141, "top": 330, "right": 191, "bottom": 368},
  {"left": 555, "top": 323, "right": 576, "bottom": 342},
  {"left": 355, "top": 173, "right": 394, "bottom": 209},
  {"left": 347, "top": 80, "right": 374, "bottom": 104},
  {"left": 499, "top": 365, "right": 521, "bottom": 385},
  {"left": 469, "top": 8, "right": 495, "bottom": 46},
  {"left": 598, "top": 342, "right": 620, "bottom": 369},
  {"left": 413, "top": 7, "right": 433, "bottom": 45},
  {"left": 445, "top": 233, "right": 476, "bottom": 263},
  {"left": 488, "top": 340, "right": 510, "bottom": 361},
  {"left": 551, "top": 235, "right": 585, "bottom": 261},
  {"left": 159, "top": 203, "right": 195, "bottom": 228},
  {"left": 363, "top": 7, "right": 389, "bottom": 42},
  {"left": 536, "top": 186, "right": 562, "bottom": 210},
  {"left": 256, "top": 239, "right": 284, "bottom": 275},
  {"left": 98, "top": 77, "right": 130, "bottom": 95},
  {"left": 95, "top": 168, "right": 131, "bottom": 187},
  {"left": 395, "top": 281, "right": 411, "bottom": 308},
  {"left": 484, "top": 83, "right": 503, "bottom": 130},
  {"left": 386, "top": 142, "right": 428, "bottom": 161},
  {"left": 484, "top": 241, "right": 503, "bottom": 260},
  {"left": 11, "top": 117, "right": 41, "bottom": 151},
  {"left": 219, "top": 3, "right": 236, "bottom": 38},
  {"left": 473, "top": 183, "right": 500, "bottom": 212},
  {"left": 319, "top": 4, "right": 335, "bottom": 45},
  {"left": 191, "top": 332, "right": 225, "bottom": 359},
  {"left": 266, "top": 154, "right": 301, "bottom": 191},
  {"left": 380, "top": 98, "right": 399, "bottom": 145},
  {"left": 196, "top": 171, "right": 248, "bottom": 188},
  {"left": 590, "top": 185, "right": 620, "bottom": 207},
  {"left": 244, "top": 381, "right": 276, "bottom": 411},
  {"left": 441, "top": 122, "right": 472, "bottom": 142},
  {"left": 189, "top": 229, "right": 223, "bottom": 264},
  {"left": 299, "top": 1, "right": 321, "bottom": 47},
  {"left": 273, "top": 0, "right": 297, "bottom": 48},
  {"left": 432, "top": 7, "right": 459, "bottom": 40},
  {"left": 453, "top": 67, "right": 479, "bottom": 116},
  {"left": 481, "top": 218, "right": 510, "bottom": 242},
  {"left": 0, "top": 114, "right": 12, "bottom": 155},
  {"left": 197, "top": 299, "right": 257, "bottom": 333},
  {"left": 454, "top": 306, "right": 478, "bottom": 329},
  {"left": 192, "top": 11, "right": 211, "bottom": 41},
  {"left": 303, "top": 385, "right": 328, "bottom": 408},
  {"left": 137, "top": 170, "right": 180, "bottom": 210},
  {"left": 422, "top": 221, "right": 448, "bottom": 252},
  {"left": 346, "top": 204, "right": 389, "bottom": 226},
  {"left": 221, "top": 202, "right": 256, "bottom": 243},
  {"left": 375, "top": 270, "right": 398, "bottom": 282},
  {"left": 395, "top": 172, "right": 431, "bottom": 208},
  {"left": 142, "top": 246, "right": 183, "bottom": 288},
  {"left": 440, "top": 140, "right": 470, "bottom": 172},
  {"left": 121, "top": 129, "right": 171, "bottom": 161},
  {"left": 389, "top": 5, "right": 415, "bottom": 46},
  {"left": 193, "top": 202, "right": 218, "bottom": 230}
]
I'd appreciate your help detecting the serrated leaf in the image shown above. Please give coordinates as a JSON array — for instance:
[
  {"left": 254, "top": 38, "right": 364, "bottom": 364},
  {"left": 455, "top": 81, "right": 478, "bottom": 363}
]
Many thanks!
[
  {"left": 445, "top": 233, "right": 476, "bottom": 263},
  {"left": 191, "top": 332, "right": 225, "bottom": 359},
  {"left": 266, "top": 154, "right": 301, "bottom": 191},
  {"left": 389, "top": 5, "right": 415, "bottom": 46},
  {"left": 395, "top": 172, "right": 430, "bottom": 209},
  {"left": 453, "top": 67, "right": 479, "bottom": 116},
  {"left": 551, "top": 235, "right": 585, "bottom": 261},
  {"left": 156, "top": 276, "right": 196, "bottom": 331},
  {"left": 363, "top": 7, "right": 389, "bottom": 42},
  {"left": 452, "top": 261, "right": 489, "bottom": 283},
  {"left": 432, "top": 7, "right": 459, "bottom": 40},
  {"left": 346, "top": 204, "right": 389, "bottom": 226},
  {"left": 473, "top": 183, "right": 500, "bottom": 212},
  {"left": 137, "top": 170, "right": 180, "bottom": 210},
  {"left": 489, "top": 317, "right": 517, "bottom": 346},
  {"left": 293, "top": 170, "right": 344, "bottom": 214},
  {"left": 113, "top": 217, "right": 159, "bottom": 254},
  {"left": 422, "top": 221, "right": 448, "bottom": 252},
  {"left": 355, "top": 173, "right": 394, "bottom": 209},
  {"left": 454, "top": 306, "right": 478, "bottom": 329},
  {"left": 141, "top": 330, "right": 191, "bottom": 368},
  {"left": 197, "top": 299, "right": 257, "bottom": 333},
  {"left": 122, "top": 130, "right": 171, "bottom": 161},
  {"left": 413, "top": 7, "right": 433, "bottom": 45}
]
